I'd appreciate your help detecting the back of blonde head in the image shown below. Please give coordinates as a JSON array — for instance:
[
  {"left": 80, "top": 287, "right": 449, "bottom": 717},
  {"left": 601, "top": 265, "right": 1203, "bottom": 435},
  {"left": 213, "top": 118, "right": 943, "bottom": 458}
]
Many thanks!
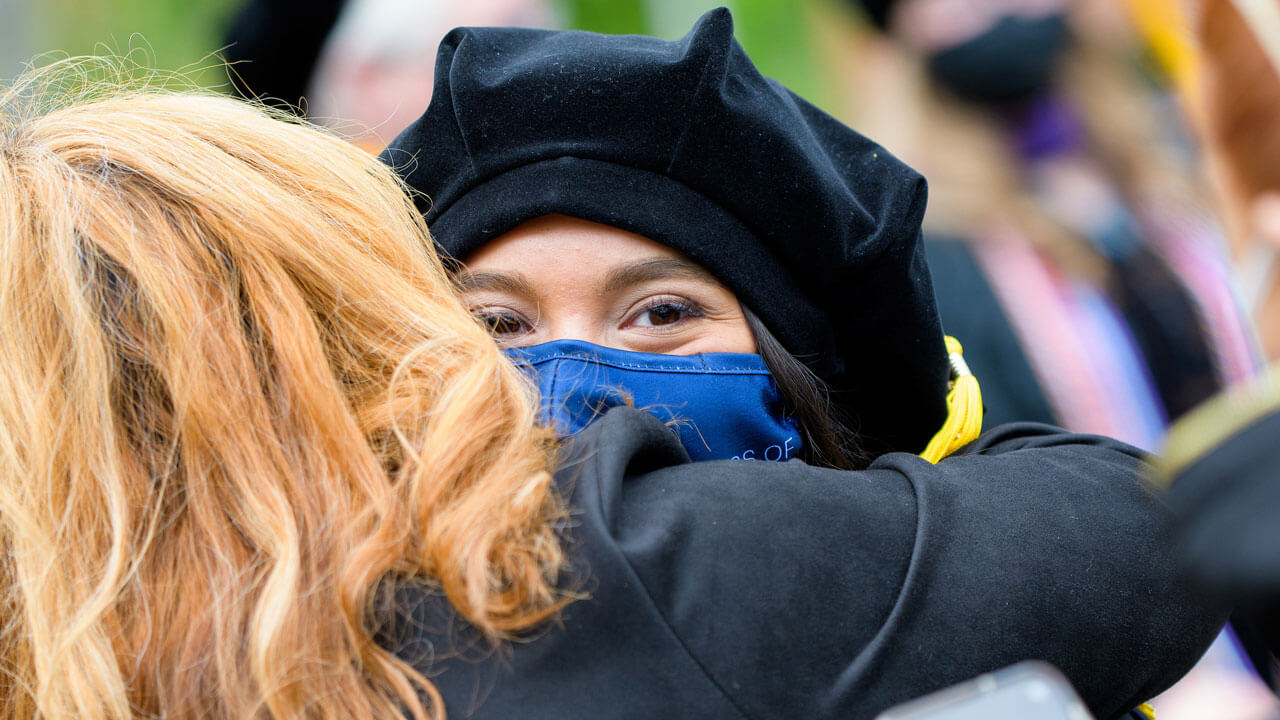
[{"left": 0, "top": 60, "right": 563, "bottom": 719}]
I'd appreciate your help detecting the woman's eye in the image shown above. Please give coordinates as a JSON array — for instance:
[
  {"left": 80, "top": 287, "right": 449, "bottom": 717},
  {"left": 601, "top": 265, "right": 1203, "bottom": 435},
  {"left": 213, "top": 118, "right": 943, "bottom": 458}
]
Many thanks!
[
  {"left": 631, "top": 300, "right": 703, "bottom": 328},
  {"left": 473, "top": 309, "right": 531, "bottom": 337}
]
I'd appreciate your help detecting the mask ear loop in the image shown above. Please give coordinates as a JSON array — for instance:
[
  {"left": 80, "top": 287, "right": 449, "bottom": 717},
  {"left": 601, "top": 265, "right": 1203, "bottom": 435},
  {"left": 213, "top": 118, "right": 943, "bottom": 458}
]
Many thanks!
[{"left": 920, "top": 336, "right": 984, "bottom": 463}]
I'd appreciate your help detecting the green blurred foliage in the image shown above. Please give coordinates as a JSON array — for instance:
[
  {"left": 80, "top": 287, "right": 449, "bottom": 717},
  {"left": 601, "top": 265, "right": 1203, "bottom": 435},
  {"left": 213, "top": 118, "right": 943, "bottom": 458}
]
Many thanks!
[
  {"left": 732, "top": 0, "right": 826, "bottom": 106},
  {"left": 24, "top": 0, "right": 848, "bottom": 111},
  {"left": 563, "top": 0, "right": 649, "bottom": 36},
  {"left": 29, "top": 0, "right": 242, "bottom": 87},
  {"left": 556, "top": 0, "right": 840, "bottom": 113}
]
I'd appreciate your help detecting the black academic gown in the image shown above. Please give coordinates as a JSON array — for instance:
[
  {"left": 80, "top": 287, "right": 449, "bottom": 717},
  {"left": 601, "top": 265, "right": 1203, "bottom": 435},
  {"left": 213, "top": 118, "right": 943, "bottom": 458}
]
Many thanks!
[
  {"left": 1164, "top": 405, "right": 1280, "bottom": 691},
  {"left": 382, "top": 408, "right": 1225, "bottom": 720}
]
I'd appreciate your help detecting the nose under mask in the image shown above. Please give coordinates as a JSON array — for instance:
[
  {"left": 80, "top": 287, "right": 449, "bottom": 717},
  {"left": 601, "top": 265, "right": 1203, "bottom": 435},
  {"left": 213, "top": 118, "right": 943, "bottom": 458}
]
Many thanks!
[{"left": 505, "top": 339, "right": 803, "bottom": 463}]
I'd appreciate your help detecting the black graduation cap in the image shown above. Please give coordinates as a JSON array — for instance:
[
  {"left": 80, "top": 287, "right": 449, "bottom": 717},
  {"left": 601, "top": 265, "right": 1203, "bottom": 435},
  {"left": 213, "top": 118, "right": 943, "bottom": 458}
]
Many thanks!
[{"left": 382, "top": 7, "right": 949, "bottom": 455}]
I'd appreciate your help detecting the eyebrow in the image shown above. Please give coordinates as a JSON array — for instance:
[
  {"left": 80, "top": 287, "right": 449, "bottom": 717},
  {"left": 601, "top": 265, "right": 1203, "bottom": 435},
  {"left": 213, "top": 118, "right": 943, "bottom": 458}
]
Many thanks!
[
  {"left": 601, "top": 258, "right": 721, "bottom": 295},
  {"left": 454, "top": 270, "right": 537, "bottom": 297}
]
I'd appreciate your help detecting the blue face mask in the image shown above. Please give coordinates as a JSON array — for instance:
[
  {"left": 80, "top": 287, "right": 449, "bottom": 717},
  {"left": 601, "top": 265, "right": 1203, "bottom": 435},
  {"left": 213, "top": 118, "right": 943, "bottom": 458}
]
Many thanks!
[{"left": 505, "top": 339, "right": 803, "bottom": 463}]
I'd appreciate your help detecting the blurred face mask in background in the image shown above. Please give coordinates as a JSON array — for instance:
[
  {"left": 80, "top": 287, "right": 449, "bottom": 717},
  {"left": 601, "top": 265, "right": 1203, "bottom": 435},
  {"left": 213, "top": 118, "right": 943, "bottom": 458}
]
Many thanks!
[
  {"left": 925, "top": 13, "right": 1070, "bottom": 106},
  {"left": 507, "top": 339, "right": 803, "bottom": 463}
]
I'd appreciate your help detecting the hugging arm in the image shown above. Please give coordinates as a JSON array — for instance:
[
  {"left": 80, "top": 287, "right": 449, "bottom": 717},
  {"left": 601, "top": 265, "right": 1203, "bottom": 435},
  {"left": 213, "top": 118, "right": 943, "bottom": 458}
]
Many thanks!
[
  {"left": 390, "top": 410, "right": 1223, "bottom": 720},
  {"left": 611, "top": 416, "right": 1223, "bottom": 720}
]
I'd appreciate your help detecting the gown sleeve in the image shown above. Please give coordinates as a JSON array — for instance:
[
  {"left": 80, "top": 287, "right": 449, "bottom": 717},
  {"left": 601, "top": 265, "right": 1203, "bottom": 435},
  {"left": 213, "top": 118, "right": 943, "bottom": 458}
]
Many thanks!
[
  {"left": 600, "top": 410, "right": 1226, "bottom": 719},
  {"left": 388, "top": 407, "right": 1225, "bottom": 720}
]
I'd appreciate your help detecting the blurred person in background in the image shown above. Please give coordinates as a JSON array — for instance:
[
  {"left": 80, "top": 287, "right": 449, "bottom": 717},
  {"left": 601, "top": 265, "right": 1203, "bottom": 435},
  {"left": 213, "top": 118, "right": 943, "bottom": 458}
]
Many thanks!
[
  {"left": 847, "top": 0, "right": 1257, "bottom": 445},
  {"left": 222, "top": 0, "right": 345, "bottom": 112},
  {"left": 224, "top": 0, "right": 558, "bottom": 149},
  {"left": 1156, "top": 0, "right": 1280, "bottom": 704},
  {"left": 305, "top": 0, "right": 558, "bottom": 149},
  {"left": 842, "top": 1, "right": 1275, "bottom": 717}
]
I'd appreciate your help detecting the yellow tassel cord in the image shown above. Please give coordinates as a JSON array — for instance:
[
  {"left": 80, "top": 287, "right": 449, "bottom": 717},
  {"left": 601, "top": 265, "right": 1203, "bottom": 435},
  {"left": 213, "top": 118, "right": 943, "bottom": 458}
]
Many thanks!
[
  {"left": 1123, "top": 0, "right": 1198, "bottom": 91},
  {"left": 919, "top": 336, "right": 984, "bottom": 464},
  {"left": 1136, "top": 702, "right": 1157, "bottom": 720}
]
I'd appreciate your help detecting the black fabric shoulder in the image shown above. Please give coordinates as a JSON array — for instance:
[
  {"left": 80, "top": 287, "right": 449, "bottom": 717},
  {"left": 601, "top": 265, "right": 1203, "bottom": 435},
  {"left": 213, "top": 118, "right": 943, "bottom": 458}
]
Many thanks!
[
  {"left": 1166, "top": 406, "right": 1280, "bottom": 628},
  {"left": 593, "top": 411, "right": 1221, "bottom": 719},
  {"left": 386, "top": 408, "right": 1225, "bottom": 720},
  {"left": 607, "top": 415, "right": 917, "bottom": 718}
]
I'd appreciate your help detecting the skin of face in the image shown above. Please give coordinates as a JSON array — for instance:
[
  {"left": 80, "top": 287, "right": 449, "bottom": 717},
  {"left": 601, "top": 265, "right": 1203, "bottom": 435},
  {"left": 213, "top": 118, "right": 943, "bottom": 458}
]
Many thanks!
[
  {"left": 889, "top": 0, "right": 1070, "bottom": 53},
  {"left": 457, "top": 214, "right": 758, "bottom": 356}
]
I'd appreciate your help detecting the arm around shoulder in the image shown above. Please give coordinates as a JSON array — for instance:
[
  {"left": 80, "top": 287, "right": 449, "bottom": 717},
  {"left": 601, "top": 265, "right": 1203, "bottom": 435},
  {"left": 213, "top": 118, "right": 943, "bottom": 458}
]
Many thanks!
[{"left": 605, "top": 415, "right": 1226, "bottom": 720}]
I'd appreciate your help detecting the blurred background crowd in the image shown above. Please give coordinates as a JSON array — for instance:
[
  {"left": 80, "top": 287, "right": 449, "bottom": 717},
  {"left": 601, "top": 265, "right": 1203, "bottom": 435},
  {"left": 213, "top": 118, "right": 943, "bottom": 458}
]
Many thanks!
[{"left": 3, "top": 0, "right": 1278, "bottom": 717}]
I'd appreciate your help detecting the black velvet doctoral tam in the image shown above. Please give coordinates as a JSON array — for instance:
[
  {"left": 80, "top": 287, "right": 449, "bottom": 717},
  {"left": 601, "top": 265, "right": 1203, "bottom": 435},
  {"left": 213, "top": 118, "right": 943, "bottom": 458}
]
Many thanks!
[{"left": 382, "top": 8, "right": 949, "bottom": 454}]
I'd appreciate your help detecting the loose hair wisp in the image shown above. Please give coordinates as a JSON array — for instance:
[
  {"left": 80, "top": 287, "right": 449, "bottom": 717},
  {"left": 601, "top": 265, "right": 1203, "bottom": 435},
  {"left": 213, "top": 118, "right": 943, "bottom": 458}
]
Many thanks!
[{"left": 0, "top": 60, "right": 564, "bottom": 719}]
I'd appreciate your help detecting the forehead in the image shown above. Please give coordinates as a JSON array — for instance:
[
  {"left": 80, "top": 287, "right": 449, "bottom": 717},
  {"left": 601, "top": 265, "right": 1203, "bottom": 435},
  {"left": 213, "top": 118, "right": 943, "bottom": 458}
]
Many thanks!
[
  {"left": 457, "top": 214, "right": 738, "bottom": 304},
  {"left": 465, "top": 214, "right": 689, "bottom": 269}
]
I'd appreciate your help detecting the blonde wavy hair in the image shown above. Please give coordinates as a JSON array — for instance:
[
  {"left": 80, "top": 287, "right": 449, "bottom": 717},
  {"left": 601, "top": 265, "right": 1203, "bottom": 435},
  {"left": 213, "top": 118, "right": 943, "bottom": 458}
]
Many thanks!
[{"left": 0, "top": 60, "right": 565, "bottom": 719}]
